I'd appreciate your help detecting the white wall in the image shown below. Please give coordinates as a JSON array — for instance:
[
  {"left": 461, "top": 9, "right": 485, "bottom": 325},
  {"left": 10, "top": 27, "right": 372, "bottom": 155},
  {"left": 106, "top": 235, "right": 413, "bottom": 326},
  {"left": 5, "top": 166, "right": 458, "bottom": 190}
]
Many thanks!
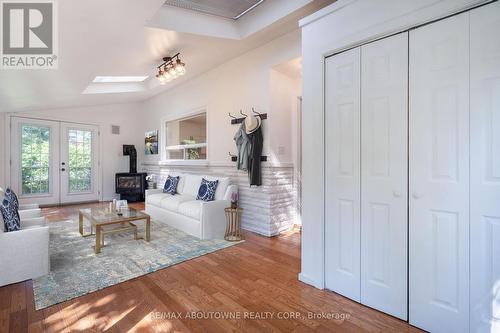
[
  {"left": 139, "top": 30, "right": 302, "bottom": 236},
  {"left": 0, "top": 113, "right": 6, "bottom": 188},
  {"left": 140, "top": 30, "right": 301, "bottom": 167},
  {"left": 299, "top": 0, "right": 489, "bottom": 289},
  {"left": 8, "top": 103, "right": 144, "bottom": 201},
  {"left": 269, "top": 69, "right": 295, "bottom": 163}
]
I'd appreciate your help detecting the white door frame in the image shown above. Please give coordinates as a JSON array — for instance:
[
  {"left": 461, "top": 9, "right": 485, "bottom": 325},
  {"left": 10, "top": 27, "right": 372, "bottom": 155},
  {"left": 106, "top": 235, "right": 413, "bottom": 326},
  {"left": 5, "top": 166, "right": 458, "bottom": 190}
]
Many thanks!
[{"left": 6, "top": 115, "right": 103, "bottom": 205}]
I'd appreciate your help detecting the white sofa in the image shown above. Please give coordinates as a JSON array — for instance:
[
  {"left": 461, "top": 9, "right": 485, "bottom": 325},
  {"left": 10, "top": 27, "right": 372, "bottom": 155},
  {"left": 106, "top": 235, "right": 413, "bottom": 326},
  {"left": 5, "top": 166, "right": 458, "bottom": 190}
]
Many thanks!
[
  {"left": 145, "top": 174, "right": 237, "bottom": 239},
  {"left": 0, "top": 213, "right": 49, "bottom": 287}
]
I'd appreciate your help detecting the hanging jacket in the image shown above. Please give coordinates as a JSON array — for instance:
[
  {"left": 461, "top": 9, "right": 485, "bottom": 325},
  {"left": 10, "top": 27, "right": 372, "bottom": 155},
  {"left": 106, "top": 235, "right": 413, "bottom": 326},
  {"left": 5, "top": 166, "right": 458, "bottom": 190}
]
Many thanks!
[
  {"left": 233, "top": 122, "right": 250, "bottom": 170},
  {"left": 248, "top": 125, "right": 263, "bottom": 186}
]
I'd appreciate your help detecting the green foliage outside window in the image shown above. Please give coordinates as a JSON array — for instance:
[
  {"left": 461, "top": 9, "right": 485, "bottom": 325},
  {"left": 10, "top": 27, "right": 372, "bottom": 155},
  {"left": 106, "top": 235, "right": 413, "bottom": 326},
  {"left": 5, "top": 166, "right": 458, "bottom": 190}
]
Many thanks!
[
  {"left": 21, "top": 125, "right": 51, "bottom": 195},
  {"left": 20, "top": 126, "right": 93, "bottom": 195}
]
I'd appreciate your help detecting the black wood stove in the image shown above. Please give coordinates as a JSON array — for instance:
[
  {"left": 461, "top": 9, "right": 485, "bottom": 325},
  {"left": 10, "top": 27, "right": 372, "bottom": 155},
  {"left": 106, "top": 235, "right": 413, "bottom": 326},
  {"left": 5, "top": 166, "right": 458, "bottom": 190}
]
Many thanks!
[{"left": 115, "top": 145, "right": 147, "bottom": 202}]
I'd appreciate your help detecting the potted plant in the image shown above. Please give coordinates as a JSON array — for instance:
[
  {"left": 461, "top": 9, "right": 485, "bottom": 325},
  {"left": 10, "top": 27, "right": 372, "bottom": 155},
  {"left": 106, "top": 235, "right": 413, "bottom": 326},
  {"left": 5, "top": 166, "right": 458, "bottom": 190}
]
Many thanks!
[
  {"left": 146, "top": 174, "right": 157, "bottom": 189},
  {"left": 231, "top": 192, "right": 238, "bottom": 209}
]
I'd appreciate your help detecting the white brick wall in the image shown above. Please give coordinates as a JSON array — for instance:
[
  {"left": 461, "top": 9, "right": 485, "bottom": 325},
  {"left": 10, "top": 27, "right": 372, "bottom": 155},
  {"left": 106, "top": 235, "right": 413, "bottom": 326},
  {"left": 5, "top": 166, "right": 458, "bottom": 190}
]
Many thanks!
[{"left": 141, "top": 163, "right": 296, "bottom": 237}]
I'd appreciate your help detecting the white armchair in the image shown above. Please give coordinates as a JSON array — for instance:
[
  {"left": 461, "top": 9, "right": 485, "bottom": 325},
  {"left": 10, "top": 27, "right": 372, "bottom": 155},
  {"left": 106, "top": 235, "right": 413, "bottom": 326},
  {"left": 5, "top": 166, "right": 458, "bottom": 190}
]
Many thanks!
[{"left": 0, "top": 214, "right": 50, "bottom": 287}]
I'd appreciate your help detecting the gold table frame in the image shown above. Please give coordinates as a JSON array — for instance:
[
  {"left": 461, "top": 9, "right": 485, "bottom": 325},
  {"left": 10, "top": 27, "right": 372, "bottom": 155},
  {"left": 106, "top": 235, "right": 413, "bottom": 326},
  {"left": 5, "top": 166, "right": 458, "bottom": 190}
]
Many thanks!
[{"left": 79, "top": 207, "right": 151, "bottom": 254}]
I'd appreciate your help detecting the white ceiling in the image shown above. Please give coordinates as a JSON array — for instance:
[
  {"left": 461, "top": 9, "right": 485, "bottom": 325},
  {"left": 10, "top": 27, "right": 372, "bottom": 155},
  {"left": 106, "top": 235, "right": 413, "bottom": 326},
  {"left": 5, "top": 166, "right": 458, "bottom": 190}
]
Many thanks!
[{"left": 0, "top": 0, "right": 333, "bottom": 113}]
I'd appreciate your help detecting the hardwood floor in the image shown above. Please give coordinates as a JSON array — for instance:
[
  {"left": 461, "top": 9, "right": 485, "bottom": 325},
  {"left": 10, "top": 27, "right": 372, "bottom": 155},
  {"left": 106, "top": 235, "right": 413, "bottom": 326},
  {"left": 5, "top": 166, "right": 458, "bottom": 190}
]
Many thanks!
[{"left": 1, "top": 202, "right": 423, "bottom": 333}]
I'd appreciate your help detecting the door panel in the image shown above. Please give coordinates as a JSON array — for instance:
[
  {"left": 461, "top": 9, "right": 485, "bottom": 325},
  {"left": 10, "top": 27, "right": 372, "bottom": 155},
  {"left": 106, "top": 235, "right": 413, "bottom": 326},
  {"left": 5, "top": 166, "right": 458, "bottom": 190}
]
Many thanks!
[
  {"left": 360, "top": 32, "right": 408, "bottom": 320},
  {"left": 60, "top": 123, "right": 99, "bottom": 203},
  {"left": 10, "top": 118, "right": 60, "bottom": 206},
  {"left": 409, "top": 13, "right": 469, "bottom": 333},
  {"left": 470, "top": 2, "right": 500, "bottom": 332},
  {"left": 325, "top": 47, "right": 361, "bottom": 301}
]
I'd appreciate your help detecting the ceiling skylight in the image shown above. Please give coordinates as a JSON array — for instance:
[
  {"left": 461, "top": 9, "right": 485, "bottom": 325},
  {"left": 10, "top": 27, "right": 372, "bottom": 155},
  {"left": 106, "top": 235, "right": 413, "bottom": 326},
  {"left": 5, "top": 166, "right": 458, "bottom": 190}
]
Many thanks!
[
  {"left": 164, "top": 0, "right": 264, "bottom": 20},
  {"left": 92, "top": 76, "right": 149, "bottom": 83}
]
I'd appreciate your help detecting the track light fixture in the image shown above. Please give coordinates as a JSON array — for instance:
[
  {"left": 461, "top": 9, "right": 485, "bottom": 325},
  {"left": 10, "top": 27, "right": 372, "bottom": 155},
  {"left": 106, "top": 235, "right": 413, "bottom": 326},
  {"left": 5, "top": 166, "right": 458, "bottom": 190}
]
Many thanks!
[{"left": 156, "top": 53, "right": 186, "bottom": 85}]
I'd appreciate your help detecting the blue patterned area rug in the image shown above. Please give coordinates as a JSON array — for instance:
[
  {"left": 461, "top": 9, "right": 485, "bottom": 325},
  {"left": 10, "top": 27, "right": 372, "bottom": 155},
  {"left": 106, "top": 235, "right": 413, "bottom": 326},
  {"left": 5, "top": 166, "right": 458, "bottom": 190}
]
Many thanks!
[{"left": 33, "top": 218, "right": 242, "bottom": 310}]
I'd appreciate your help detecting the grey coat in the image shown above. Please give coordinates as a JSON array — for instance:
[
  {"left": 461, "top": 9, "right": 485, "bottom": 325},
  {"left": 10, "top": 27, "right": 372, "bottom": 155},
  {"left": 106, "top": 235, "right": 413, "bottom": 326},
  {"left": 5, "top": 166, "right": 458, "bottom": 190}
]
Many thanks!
[{"left": 234, "top": 122, "right": 251, "bottom": 170}]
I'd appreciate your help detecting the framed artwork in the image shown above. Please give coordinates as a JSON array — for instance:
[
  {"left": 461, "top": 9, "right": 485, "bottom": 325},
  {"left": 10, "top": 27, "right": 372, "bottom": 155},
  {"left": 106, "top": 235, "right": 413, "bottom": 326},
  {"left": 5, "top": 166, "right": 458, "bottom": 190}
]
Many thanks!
[{"left": 145, "top": 130, "right": 158, "bottom": 155}]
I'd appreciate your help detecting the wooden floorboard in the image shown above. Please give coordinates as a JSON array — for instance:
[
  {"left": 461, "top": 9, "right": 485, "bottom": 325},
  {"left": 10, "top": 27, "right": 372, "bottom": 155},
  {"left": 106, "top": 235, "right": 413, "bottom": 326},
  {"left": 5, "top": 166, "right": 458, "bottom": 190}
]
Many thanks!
[{"left": 0, "top": 202, "right": 424, "bottom": 333}]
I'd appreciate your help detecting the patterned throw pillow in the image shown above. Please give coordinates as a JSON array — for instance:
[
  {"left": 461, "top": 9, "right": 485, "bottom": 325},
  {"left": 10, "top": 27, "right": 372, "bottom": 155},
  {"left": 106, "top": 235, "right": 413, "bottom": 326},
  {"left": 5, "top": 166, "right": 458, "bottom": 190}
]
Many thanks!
[
  {"left": 0, "top": 198, "right": 20, "bottom": 232},
  {"left": 163, "top": 175, "right": 180, "bottom": 195},
  {"left": 196, "top": 178, "right": 219, "bottom": 202},
  {"left": 4, "top": 187, "right": 19, "bottom": 210}
]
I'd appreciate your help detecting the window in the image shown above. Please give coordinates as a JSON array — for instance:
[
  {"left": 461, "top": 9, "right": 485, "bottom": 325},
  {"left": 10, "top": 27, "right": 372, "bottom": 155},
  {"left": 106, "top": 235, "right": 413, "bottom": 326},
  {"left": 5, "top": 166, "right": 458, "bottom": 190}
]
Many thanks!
[
  {"left": 165, "top": 113, "right": 207, "bottom": 160},
  {"left": 21, "top": 125, "right": 50, "bottom": 195},
  {"left": 67, "top": 129, "right": 93, "bottom": 193}
]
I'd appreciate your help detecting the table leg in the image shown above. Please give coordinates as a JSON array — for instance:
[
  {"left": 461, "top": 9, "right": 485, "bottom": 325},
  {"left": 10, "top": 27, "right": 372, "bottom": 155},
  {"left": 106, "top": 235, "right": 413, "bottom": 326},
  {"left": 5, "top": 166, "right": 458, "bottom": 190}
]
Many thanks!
[
  {"left": 95, "top": 225, "right": 102, "bottom": 254},
  {"left": 146, "top": 217, "right": 151, "bottom": 242},
  {"left": 79, "top": 211, "right": 83, "bottom": 236}
]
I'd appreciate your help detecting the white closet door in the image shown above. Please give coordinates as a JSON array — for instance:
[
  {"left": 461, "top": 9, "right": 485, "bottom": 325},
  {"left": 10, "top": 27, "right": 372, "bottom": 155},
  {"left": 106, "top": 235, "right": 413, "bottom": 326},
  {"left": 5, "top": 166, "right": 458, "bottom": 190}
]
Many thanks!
[
  {"left": 360, "top": 33, "right": 408, "bottom": 320},
  {"left": 325, "top": 47, "right": 361, "bottom": 301},
  {"left": 409, "top": 13, "right": 470, "bottom": 333},
  {"left": 470, "top": 2, "right": 500, "bottom": 332}
]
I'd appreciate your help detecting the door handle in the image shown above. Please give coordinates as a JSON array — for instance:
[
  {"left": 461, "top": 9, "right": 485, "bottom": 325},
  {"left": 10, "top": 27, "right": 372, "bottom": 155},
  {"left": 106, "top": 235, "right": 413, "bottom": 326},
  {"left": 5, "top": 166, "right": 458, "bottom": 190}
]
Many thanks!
[{"left": 61, "top": 168, "right": 66, "bottom": 172}]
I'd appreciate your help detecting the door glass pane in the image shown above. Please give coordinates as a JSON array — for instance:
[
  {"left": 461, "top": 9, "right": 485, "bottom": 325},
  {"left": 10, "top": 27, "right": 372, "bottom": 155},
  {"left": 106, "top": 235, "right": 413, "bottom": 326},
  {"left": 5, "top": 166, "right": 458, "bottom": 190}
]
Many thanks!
[
  {"left": 68, "top": 129, "right": 93, "bottom": 193},
  {"left": 21, "top": 125, "right": 50, "bottom": 195}
]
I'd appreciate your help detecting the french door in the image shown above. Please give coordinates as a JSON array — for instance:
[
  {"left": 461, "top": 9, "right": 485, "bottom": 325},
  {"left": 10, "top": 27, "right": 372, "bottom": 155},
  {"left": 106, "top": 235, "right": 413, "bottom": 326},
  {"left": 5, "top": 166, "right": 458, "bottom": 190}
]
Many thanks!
[{"left": 10, "top": 117, "right": 100, "bottom": 205}]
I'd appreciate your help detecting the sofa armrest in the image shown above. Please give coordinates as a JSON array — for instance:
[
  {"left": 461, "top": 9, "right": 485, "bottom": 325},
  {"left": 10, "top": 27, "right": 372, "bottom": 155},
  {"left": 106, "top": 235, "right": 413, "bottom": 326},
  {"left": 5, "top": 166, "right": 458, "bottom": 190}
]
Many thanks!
[
  {"left": 0, "top": 226, "right": 50, "bottom": 286},
  {"left": 19, "top": 208, "right": 42, "bottom": 219},
  {"left": 21, "top": 216, "right": 47, "bottom": 228},
  {"left": 19, "top": 203, "right": 39, "bottom": 210},
  {"left": 201, "top": 200, "right": 231, "bottom": 239},
  {"left": 223, "top": 185, "right": 238, "bottom": 201},
  {"left": 145, "top": 189, "right": 163, "bottom": 198}
]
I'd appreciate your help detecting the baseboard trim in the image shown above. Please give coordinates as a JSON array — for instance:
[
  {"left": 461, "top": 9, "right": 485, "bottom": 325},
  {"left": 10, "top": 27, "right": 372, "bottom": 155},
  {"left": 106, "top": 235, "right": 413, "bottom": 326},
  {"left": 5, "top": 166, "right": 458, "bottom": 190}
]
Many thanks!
[{"left": 298, "top": 272, "right": 323, "bottom": 289}]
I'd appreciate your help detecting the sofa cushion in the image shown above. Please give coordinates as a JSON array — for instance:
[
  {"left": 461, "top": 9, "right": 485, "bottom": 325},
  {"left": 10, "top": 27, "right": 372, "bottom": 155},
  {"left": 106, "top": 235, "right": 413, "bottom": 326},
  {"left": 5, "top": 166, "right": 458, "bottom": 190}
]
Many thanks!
[
  {"left": 4, "top": 187, "right": 19, "bottom": 210},
  {"left": 177, "top": 200, "right": 202, "bottom": 220},
  {"left": 146, "top": 193, "right": 167, "bottom": 207},
  {"left": 204, "top": 176, "right": 230, "bottom": 201},
  {"left": 165, "top": 173, "right": 185, "bottom": 194},
  {"left": 182, "top": 175, "right": 203, "bottom": 197},
  {"left": 163, "top": 175, "right": 180, "bottom": 195},
  {"left": 196, "top": 178, "right": 218, "bottom": 202},
  {"left": 160, "top": 194, "right": 195, "bottom": 211},
  {"left": 0, "top": 198, "right": 20, "bottom": 232}
]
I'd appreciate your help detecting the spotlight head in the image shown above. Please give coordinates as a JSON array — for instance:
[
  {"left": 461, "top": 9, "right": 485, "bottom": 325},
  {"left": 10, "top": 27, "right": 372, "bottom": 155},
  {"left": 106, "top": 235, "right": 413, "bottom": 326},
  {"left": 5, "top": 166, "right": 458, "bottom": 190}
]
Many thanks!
[{"left": 169, "top": 66, "right": 177, "bottom": 76}]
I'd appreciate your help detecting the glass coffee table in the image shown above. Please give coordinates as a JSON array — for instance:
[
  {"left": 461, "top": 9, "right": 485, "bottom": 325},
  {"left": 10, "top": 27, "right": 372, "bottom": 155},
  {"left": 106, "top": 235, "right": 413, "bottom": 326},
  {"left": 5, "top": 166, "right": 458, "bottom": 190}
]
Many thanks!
[{"left": 79, "top": 207, "right": 151, "bottom": 254}]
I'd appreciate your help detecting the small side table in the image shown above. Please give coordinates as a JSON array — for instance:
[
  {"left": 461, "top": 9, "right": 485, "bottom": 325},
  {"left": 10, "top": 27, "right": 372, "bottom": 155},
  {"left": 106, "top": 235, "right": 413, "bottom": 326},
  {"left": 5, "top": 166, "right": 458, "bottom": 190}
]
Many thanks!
[{"left": 224, "top": 207, "right": 243, "bottom": 241}]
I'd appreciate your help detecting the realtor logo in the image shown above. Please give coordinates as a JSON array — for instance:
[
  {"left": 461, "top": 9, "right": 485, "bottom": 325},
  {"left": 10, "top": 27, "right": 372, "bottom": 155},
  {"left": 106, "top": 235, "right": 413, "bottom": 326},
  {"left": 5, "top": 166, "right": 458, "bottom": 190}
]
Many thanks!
[{"left": 1, "top": 0, "right": 58, "bottom": 69}]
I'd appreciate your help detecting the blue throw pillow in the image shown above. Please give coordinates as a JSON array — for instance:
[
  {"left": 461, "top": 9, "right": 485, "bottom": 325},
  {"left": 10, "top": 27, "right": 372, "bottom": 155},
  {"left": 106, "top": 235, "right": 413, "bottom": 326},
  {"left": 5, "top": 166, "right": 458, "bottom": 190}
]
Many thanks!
[
  {"left": 4, "top": 187, "right": 19, "bottom": 210},
  {"left": 196, "top": 178, "right": 218, "bottom": 202},
  {"left": 0, "top": 198, "right": 20, "bottom": 232},
  {"left": 163, "top": 175, "right": 180, "bottom": 195}
]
